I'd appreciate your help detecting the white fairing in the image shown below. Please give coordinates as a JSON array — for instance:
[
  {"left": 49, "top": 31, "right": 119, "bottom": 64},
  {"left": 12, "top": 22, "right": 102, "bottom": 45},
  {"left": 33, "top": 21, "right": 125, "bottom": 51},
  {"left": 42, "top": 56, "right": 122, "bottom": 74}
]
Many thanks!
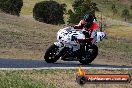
[
  {"left": 54, "top": 27, "right": 105, "bottom": 51},
  {"left": 57, "top": 27, "right": 85, "bottom": 43}
]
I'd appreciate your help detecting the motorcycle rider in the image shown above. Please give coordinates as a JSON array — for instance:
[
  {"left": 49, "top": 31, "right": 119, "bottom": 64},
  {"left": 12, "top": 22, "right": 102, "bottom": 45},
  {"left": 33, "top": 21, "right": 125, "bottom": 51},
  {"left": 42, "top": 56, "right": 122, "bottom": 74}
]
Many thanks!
[{"left": 74, "top": 13, "right": 99, "bottom": 44}]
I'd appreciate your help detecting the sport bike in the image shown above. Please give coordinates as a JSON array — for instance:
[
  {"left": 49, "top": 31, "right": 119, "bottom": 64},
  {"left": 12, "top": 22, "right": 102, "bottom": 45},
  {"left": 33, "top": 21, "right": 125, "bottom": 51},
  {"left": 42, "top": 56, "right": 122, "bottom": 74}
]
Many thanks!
[{"left": 44, "top": 27, "right": 105, "bottom": 65}]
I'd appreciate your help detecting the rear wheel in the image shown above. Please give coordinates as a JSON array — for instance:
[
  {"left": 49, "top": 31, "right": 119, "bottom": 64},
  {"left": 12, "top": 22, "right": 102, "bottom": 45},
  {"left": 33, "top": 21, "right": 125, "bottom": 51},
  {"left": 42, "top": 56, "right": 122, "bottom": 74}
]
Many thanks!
[
  {"left": 44, "top": 44, "right": 59, "bottom": 63},
  {"left": 79, "top": 44, "right": 98, "bottom": 65}
]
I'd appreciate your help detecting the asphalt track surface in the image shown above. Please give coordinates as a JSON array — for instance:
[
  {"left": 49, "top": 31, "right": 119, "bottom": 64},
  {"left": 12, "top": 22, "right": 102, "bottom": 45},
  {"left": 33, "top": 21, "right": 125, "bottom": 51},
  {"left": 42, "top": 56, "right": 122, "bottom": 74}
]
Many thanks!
[{"left": 0, "top": 58, "right": 132, "bottom": 70}]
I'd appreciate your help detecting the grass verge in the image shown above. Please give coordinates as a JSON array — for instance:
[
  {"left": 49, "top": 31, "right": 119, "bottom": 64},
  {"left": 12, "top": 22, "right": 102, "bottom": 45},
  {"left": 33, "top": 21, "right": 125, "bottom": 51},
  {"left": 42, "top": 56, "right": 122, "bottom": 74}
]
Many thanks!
[{"left": 0, "top": 69, "right": 131, "bottom": 88}]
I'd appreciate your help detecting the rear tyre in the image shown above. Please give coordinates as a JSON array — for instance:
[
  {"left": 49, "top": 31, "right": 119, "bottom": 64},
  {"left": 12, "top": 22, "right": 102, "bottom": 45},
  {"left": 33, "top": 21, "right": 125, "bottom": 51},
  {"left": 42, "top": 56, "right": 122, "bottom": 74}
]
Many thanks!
[
  {"left": 79, "top": 44, "right": 98, "bottom": 65},
  {"left": 44, "top": 44, "right": 59, "bottom": 63}
]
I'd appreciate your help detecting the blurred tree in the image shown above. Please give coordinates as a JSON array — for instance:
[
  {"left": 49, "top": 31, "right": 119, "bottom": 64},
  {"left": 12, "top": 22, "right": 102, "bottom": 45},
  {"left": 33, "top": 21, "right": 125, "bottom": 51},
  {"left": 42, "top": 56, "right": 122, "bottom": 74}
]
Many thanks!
[
  {"left": 130, "top": 5, "right": 132, "bottom": 10},
  {"left": 68, "top": 0, "right": 99, "bottom": 24},
  {"left": 0, "top": 0, "right": 23, "bottom": 16},
  {"left": 111, "top": 4, "right": 118, "bottom": 16},
  {"left": 121, "top": 8, "right": 130, "bottom": 21},
  {"left": 33, "top": 1, "right": 66, "bottom": 25}
]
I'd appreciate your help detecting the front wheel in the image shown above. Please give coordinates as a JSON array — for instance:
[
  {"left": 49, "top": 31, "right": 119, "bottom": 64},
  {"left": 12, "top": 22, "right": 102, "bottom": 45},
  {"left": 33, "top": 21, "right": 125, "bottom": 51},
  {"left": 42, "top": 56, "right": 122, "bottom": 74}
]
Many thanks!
[
  {"left": 79, "top": 44, "right": 98, "bottom": 65},
  {"left": 44, "top": 44, "right": 60, "bottom": 63}
]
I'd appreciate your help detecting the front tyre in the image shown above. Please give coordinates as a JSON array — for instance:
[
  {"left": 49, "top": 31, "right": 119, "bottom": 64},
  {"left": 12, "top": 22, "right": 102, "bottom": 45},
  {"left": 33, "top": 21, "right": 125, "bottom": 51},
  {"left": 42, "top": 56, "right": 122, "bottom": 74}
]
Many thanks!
[
  {"left": 79, "top": 44, "right": 98, "bottom": 65},
  {"left": 44, "top": 44, "right": 59, "bottom": 63}
]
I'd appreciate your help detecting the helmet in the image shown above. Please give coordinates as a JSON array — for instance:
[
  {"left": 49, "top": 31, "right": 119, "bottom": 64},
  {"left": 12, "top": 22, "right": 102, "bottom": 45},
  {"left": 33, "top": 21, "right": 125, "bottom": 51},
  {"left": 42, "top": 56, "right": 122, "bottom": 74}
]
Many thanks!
[
  {"left": 83, "top": 13, "right": 94, "bottom": 23},
  {"left": 83, "top": 14, "right": 94, "bottom": 27}
]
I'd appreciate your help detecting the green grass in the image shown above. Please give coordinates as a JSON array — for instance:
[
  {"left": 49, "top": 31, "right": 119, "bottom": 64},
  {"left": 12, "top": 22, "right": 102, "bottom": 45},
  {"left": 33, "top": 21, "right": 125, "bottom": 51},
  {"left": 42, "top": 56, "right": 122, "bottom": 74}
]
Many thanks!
[
  {"left": 99, "top": 25, "right": 132, "bottom": 53},
  {"left": 0, "top": 71, "right": 56, "bottom": 88},
  {"left": 96, "top": 25, "right": 132, "bottom": 65},
  {"left": 0, "top": 69, "right": 131, "bottom": 88},
  {"left": 98, "top": 37, "right": 132, "bottom": 52}
]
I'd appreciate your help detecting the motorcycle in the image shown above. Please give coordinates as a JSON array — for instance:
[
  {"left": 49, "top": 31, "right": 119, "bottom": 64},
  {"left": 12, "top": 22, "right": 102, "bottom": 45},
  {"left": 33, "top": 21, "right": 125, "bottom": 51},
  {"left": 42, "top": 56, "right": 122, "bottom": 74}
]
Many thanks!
[{"left": 44, "top": 27, "right": 106, "bottom": 65}]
